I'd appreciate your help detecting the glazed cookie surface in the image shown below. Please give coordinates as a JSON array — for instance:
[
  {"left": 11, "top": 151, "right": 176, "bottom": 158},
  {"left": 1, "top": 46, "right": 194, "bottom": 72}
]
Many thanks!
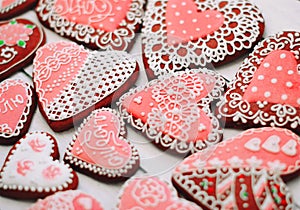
[{"left": 0, "top": 0, "right": 37, "bottom": 20}]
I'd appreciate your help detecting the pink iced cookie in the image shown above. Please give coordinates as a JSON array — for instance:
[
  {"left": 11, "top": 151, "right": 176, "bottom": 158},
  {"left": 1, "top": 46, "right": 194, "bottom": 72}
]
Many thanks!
[
  {"left": 0, "top": 131, "right": 78, "bottom": 200},
  {"left": 0, "top": 0, "right": 37, "bottom": 20},
  {"left": 175, "top": 127, "right": 300, "bottom": 179},
  {"left": 117, "top": 176, "right": 200, "bottom": 210},
  {"left": 33, "top": 41, "right": 139, "bottom": 132},
  {"left": 142, "top": 0, "right": 264, "bottom": 79},
  {"left": 0, "top": 79, "right": 36, "bottom": 145},
  {"left": 118, "top": 69, "right": 226, "bottom": 154},
  {"left": 64, "top": 108, "right": 140, "bottom": 182},
  {"left": 35, "top": 0, "right": 144, "bottom": 51},
  {"left": 218, "top": 31, "right": 300, "bottom": 134},
  {"left": 29, "top": 190, "right": 103, "bottom": 210}
]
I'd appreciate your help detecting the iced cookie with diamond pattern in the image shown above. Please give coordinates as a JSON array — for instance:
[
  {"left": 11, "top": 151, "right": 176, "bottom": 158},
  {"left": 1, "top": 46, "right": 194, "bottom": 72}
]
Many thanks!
[
  {"left": 29, "top": 190, "right": 104, "bottom": 210},
  {"left": 35, "top": 0, "right": 144, "bottom": 51},
  {"left": 118, "top": 69, "right": 226, "bottom": 154},
  {"left": 0, "top": 131, "right": 78, "bottom": 200},
  {"left": 117, "top": 176, "right": 201, "bottom": 210},
  {"left": 142, "top": 0, "right": 264, "bottom": 79},
  {"left": 217, "top": 31, "right": 300, "bottom": 134},
  {"left": 0, "top": 0, "right": 37, "bottom": 20},
  {"left": 172, "top": 167, "right": 293, "bottom": 209},
  {"left": 33, "top": 41, "right": 139, "bottom": 132},
  {"left": 0, "top": 18, "right": 45, "bottom": 80},
  {"left": 174, "top": 127, "right": 300, "bottom": 180},
  {"left": 64, "top": 108, "right": 140, "bottom": 182},
  {"left": 0, "top": 79, "right": 36, "bottom": 145}
]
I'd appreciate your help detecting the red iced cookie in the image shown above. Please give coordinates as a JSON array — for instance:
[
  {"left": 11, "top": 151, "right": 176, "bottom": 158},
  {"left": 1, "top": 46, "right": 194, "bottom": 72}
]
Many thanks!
[
  {"left": 64, "top": 108, "right": 140, "bottom": 182},
  {"left": 117, "top": 176, "right": 200, "bottom": 210},
  {"left": 0, "top": 18, "right": 45, "bottom": 80},
  {"left": 0, "top": 79, "right": 36, "bottom": 145},
  {"left": 118, "top": 69, "right": 226, "bottom": 154},
  {"left": 35, "top": 0, "right": 144, "bottom": 51},
  {"left": 174, "top": 127, "right": 300, "bottom": 180},
  {"left": 172, "top": 167, "right": 294, "bottom": 209},
  {"left": 142, "top": 0, "right": 264, "bottom": 79},
  {"left": 33, "top": 41, "right": 139, "bottom": 132},
  {"left": 29, "top": 190, "right": 104, "bottom": 210},
  {"left": 217, "top": 31, "right": 300, "bottom": 134},
  {"left": 0, "top": 0, "right": 37, "bottom": 20},
  {"left": 0, "top": 131, "right": 78, "bottom": 200}
]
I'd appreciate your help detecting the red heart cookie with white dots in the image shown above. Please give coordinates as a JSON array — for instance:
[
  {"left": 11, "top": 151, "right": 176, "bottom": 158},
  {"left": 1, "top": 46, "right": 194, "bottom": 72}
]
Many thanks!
[
  {"left": 0, "top": 79, "right": 36, "bottom": 145},
  {"left": 33, "top": 41, "right": 139, "bottom": 132},
  {"left": 142, "top": 0, "right": 264, "bottom": 79},
  {"left": 118, "top": 69, "right": 226, "bottom": 154},
  {"left": 172, "top": 167, "right": 294, "bottom": 209},
  {"left": 29, "top": 190, "right": 104, "bottom": 210},
  {"left": 64, "top": 108, "right": 140, "bottom": 182},
  {"left": 0, "top": 18, "right": 45, "bottom": 80},
  {"left": 174, "top": 127, "right": 300, "bottom": 180},
  {"left": 218, "top": 31, "right": 300, "bottom": 134},
  {"left": 35, "top": 0, "right": 144, "bottom": 50},
  {"left": 0, "top": 0, "right": 37, "bottom": 20},
  {"left": 117, "top": 176, "right": 200, "bottom": 210},
  {"left": 0, "top": 131, "right": 78, "bottom": 200}
]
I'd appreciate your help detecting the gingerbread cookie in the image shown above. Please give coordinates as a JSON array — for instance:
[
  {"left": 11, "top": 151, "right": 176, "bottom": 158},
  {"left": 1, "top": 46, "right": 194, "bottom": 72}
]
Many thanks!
[
  {"left": 217, "top": 31, "right": 300, "bottom": 134},
  {"left": 29, "top": 190, "right": 104, "bottom": 210},
  {"left": 117, "top": 176, "right": 200, "bottom": 210},
  {"left": 35, "top": 0, "right": 144, "bottom": 51},
  {"left": 0, "top": 18, "right": 45, "bottom": 80},
  {"left": 142, "top": 0, "right": 265, "bottom": 79},
  {"left": 172, "top": 167, "right": 293, "bottom": 209},
  {"left": 118, "top": 69, "right": 226, "bottom": 154},
  {"left": 0, "top": 131, "right": 78, "bottom": 200},
  {"left": 33, "top": 41, "right": 139, "bottom": 132},
  {"left": 175, "top": 127, "right": 300, "bottom": 180},
  {"left": 64, "top": 108, "right": 140, "bottom": 182},
  {"left": 0, "top": 79, "right": 36, "bottom": 145},
  {"left": 0, "top": 0, "right": 37, "bottom": 20}
]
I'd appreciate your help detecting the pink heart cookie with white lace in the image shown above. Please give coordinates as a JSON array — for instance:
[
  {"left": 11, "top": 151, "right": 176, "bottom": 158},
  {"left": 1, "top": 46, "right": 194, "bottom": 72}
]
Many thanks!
[
  {"left": 0, "top": 79, "right": 36, "bottom": 145},
  {"left": 0, "top": 131, "right": 78, "bottom": 200},
  {"left": 35, "top": 0, "right": 144, "bottom": 50},
  {"left": 29, "top": 190, "right": 104, "bottom": 210},
  {"left": 119, "top": 69, "right": 226, "bottom": 154},
  {"left": 142, "top": 0, "right": 264, "bottom": 79},
  {"left": 218, "top": 31, "right": 300, "bottom": 134},
  {"left": 33, "top": 41, "right": 139, "bottom": 132},
  {"left": 172, "top": 167, "right": 294, "bottom": 209},
  {"left": 64, "top": 108, "right": 140, "bottom": 182},
  {"left": 174, "top": 127, "right": 300, "bottom": 179},
  {"left": 0, "top": 0, "right": 37, "bottom": 20},
  {"left": 117, "top": 176, "right": 200, "bottom": 210},
  {"left": 0, "top": 18, "right": 45, "bottom": 80}
]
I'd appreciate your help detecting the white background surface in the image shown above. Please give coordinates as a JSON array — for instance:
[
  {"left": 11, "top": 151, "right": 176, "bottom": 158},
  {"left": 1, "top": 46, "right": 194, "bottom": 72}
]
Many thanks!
[{"left": 0, "top": 0, "right": 300, "bottom": 209}]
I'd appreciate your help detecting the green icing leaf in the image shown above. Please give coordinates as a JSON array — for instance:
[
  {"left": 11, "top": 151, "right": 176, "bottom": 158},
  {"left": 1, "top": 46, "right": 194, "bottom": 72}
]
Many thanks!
[
  {"left": 10, "top": 20, "right": 17, "bottom": 25},
  {"left": 243, "top": 192, "right": 248, "bottom": 198},
  {"left": 17, "top": 40, "right": 26, "bottom": 48},
  {"left": 26, "top": 24, "right": 35, "bottom": 29},
  {"left": 0, "top": 40, "right": 4, "bottom": 47}
]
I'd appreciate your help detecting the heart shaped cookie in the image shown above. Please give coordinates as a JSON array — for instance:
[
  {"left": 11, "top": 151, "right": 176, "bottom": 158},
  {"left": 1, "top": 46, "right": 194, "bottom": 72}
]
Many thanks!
[
  {"left": 0, "top": 131, "right": 78, "bottom": 200},
  {"left": 0, "top": 18, "right": 45, "bottom": 80},
  {"left": 118, "top": 69, "right": 226, "bottom": 154},
  {"left": 35, "top": 0, "right": 144, "bottom": 51},
  {"left": 64, "top": 108, "right": 140, "bottom": 182},
  {"left": 29, "top": 190, "right": 104, "bottom": 210},
  {"left": 33, "top": 41, "right": 139, "bottom": 132},
  {"left": 117, "top": 176, "right": 200, "bottom": 210},
  {"left": 0, "top": 79, "right": 36, "bottom": 145},
  {"left": 142, "top": 0, "right": 264, "bottom": 79},
  {"left": 0, "top": 0, "right": 37, "bottom": 20},
  {"left": 217, "top": 31, "right": 300, "bottom": 134},
  {"left": 174, "top": 127, "right": 300, "bottom": 179},
  {"left": 172, "top": 168, "right": 294, "bottom": 209}
]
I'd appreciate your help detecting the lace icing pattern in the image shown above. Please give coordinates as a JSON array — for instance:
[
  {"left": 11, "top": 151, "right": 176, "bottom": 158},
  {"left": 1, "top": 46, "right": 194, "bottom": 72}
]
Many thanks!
[
  {"left": 0, "top": 0, "right": 26, "bottom": 13},
  {"left": 217, "top": 31, "right": 300, "bottom": 131},
  {"left": 35, "top": 0, "right": 145, "bottom": 50},
  {"left": 142, "top": 0, "right": 264, "bottom": 77}
]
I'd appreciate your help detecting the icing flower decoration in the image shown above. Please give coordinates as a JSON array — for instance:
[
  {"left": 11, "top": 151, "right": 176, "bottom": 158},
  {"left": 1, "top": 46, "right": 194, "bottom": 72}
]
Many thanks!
[{"left": 0, "top": 19, "right": 35, "bottom": 48}]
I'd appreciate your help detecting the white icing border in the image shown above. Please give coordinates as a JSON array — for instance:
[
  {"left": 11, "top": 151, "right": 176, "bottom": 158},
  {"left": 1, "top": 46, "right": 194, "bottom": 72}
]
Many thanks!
[{"left": 0, "top": 0, "right": 26, "bottom": 14}]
